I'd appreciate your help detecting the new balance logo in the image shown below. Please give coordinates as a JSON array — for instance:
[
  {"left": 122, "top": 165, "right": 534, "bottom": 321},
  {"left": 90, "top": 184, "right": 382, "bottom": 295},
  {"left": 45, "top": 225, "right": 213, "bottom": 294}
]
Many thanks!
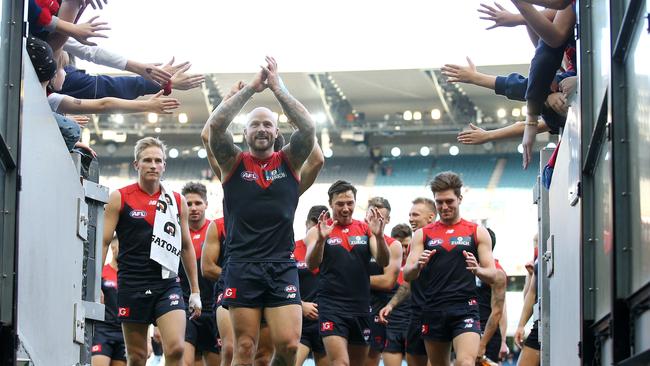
[{"left": 145, "top": 289, "right": 152, "bottom": 295}]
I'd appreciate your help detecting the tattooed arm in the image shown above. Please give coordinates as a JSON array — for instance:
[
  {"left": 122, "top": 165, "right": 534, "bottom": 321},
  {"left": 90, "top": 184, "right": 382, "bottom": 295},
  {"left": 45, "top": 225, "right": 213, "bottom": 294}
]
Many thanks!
[
  {"left": 207, "top": 71, "right": 266, "bottom": 177},
  {"left": 201, "top": 81, "right": 246, "bottom": 180},
  {"left": 262, "top": 56, "right": 316, "bottom": 171}
]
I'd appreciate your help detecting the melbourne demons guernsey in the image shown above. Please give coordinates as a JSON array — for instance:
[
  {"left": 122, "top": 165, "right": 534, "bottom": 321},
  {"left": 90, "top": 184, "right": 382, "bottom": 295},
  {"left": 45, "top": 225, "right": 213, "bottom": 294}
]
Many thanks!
[
  {"left": 116, "top": 183, "right": 182, "bottom": 289},
  {"left": 222, "top": 151, "right": 299, "bottom": 262},
  {"left": 368, "top": 235, "right": 399, "bottom": 312},
  {"left": 293, "top": 239, "right": 319, "bottom": 304},
  {"left": 99, "top": 264, "right": 120, "bottom": 331},
  {"left": 179, "top": 219, "right": 213, "bottom": 310},
  {"left": 411, "top": 219, "right": 479, "bottom": 310},
  {"left": 476, "top": 259, "right": 505, "bottom": 323},
  {"left": 318, "top": 219, "right": 373, "bottom": 316}
]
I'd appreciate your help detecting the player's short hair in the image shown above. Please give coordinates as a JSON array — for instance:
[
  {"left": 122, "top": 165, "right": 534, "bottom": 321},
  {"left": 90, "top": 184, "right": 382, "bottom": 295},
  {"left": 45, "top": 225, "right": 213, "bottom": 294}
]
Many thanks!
[
  {"left": 327, "top": 180, "right": 357, "bottom": 203},
  {"left": 134, "top": 137, "right": 167, "bottom": 162},
  {"left": 429, "top": 171, "right": 463, "bottom": 197},
  {"left": 391, "top": 224, "right": 412, "bottom": 240},
  {"left": 368, "top": 197, "right": 391, "bottom": 213},
  {"left": 411, "top": 197, "right": 436, "bottom": 213},
  {"left": 307, "top": 205, "right": 329, "bottom": 224},
  {"left": 181, "top": 182, "right": 208, "bottom": 203}
]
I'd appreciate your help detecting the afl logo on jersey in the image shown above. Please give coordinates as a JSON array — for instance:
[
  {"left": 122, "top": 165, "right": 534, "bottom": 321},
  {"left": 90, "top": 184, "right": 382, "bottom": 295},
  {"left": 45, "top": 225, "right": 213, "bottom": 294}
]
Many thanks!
[
  {"left": 130, "top": 210, "right": 147, "bottom": 218},
  {"left": 326, "top": 237, "right": 343, "bottom": 245},
  {"left": 241, "top": 171, "right": 258, "bottom": 181},
  {"left": 426, "top": 238, "right": 444, "bottom": 248}
]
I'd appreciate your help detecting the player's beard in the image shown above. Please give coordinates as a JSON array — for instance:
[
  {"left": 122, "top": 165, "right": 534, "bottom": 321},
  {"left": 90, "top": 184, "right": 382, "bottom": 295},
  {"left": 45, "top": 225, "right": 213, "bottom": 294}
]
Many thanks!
[{"left": 247, "top": 134, "right": 275, "bottom": 153}]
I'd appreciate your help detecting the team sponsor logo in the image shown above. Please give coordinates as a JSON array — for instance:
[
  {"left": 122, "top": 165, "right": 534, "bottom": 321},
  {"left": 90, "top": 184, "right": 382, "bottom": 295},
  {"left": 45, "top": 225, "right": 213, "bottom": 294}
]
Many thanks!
[
  {"left": 450, "top": 236, "right": 471, "bottom": 246},
  {"left": 296, "top": 261, "right": 308, "bottom": 269},
  {"left": 151, "top": 234, "right": 181, "bottom": 256},
  {"left": 421, "top": 324, "right": 429, "bottom": 335},
  {"left": 426, "top": 238, "right": 444, "bottom": 248},
  {"left": 157, "top": 200, "right": 168, "bottom": 214},
  {"left": 285, "top": 285, "right": 297, "bottom": 293},
  {"left": 374, "top": 315, "right": 380, "bottom": 323},
  {"left": 363, "top": 328, "right": 371, "bottom": 341},
  {"left": 321, "top": 321, "right": 334, "bottom": 331},
  {"left": 241, "top": 171, "right": 258, "bottom": 181},
  {"left": 193, "top": 234, "right": 201, "bottom": 240},
  {"left": 342, "top": 228, "right": 349, "bottom": 233},
  {"left": 149, "top": 200, "right": 158, "bottom": 205},
  {"left": 224, "top": 288, "right": 237, "bottom": 299},
  {"left": 349, "top": 235, "right": 368, "bottom": 246},
  {"left": 91, "top": 344, "right": 101, "bottom": 353},
  {"left": 446, "top": 229, "right": 455, "bottom": 234},
  {"left": 464, "top": 318, "right": 475, "bottom": 329},
  {"left": 263, "top": 167, "right": 287, "bottom": 181},
  {"left": 103, "top": 280, "right": 116, "bottom": 288},
  {"left": 468, "top": 298, "right": 478, "bottom": 306},
  {"left": 169, "top": 294, "right": 180, "bottom": 300},
  {"left": 326, "top": 237, "right": 343, "bottom": 246},
  {"left": 164, "top": 222, "right": 177, "bottom": 237},
  {"left": 118, "top": 307, "right": 130, "bottom": 317},
  {"left": 145, "top": 289, "right": 152, "bottom": 295},
  {"left": 130, "top": 210, "right": 147, "bottom": 219},
  {"left": 170, "top": 300, "right": 179, "bottom": 306}
]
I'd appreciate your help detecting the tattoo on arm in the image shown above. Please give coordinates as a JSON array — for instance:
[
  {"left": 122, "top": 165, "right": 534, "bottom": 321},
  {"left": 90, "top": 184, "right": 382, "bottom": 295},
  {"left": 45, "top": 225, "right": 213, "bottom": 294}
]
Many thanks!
[
  {"left": 207, "top": 87, "right": 255, "bottom": 168},
  {"left": 389, "top": 283, "right": 411, "bottom": 307},
  {"left": 274, "top": 88, "right": 315, "bottom": 167}
]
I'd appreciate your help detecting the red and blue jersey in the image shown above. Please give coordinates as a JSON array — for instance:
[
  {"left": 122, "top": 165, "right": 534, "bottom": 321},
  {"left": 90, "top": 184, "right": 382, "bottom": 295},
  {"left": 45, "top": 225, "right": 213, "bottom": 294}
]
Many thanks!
[
  {"left": 115, "top": 183, "right": 181, "bottom": 290},
  {"left": 318, "top": 219, "right": 373, "bottom": 316},
  {"left": 293, "top": 239, "right": 319, "bottom": 304},
  {"left": 222, "top": 151, "right": 299, "bottom": 263},
  {"left": 368, "top": 235, "right": 399, "bottom": 312},
  {"left": 99, "top": 264, "right": 120, "bottom": 330},
  {"left": 411, "top": 219, "right": 479, "bottom": 310},
  {"left": 179, "top": 219, "right": 214, "bottom": 309}
]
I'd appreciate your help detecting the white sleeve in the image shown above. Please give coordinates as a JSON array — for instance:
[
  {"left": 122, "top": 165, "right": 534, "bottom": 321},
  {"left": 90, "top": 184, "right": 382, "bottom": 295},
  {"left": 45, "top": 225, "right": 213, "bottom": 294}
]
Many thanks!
[
  {"left": 47, "top": 93, "right": 65, "bottom": 113},
  {"left": 63, "top": 38, "right": 128, "bottom": 70}
]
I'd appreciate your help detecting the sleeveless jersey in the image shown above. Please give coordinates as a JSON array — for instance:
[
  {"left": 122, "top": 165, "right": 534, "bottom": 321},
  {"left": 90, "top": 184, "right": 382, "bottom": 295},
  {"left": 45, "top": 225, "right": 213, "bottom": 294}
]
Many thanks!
[
  {"left": 318, "top": 220, "right": 373, "bottom": 316},
  {"left": 368, "top": 235, "right": 399, "bottom": 312},
  {"left": 411, "top": 219, "right": 479, "bottom": 310},
  {"left": 99, "top": 264, "right": 120, "bottom": 330},
  {"left": 179, "top": 219, "right": 214, "bottom": 309},
  {"left": 116, "top": 183, "right": 182, "bottom": 289},
  {"left": 222, "top": 151, "right": 299, "bottom": 262},
  {"left": 476, "top": 259, "right": 505, "bottom": 323},
  {"left": 293, "top": 239, "right": 319, "bottom": 304}
]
